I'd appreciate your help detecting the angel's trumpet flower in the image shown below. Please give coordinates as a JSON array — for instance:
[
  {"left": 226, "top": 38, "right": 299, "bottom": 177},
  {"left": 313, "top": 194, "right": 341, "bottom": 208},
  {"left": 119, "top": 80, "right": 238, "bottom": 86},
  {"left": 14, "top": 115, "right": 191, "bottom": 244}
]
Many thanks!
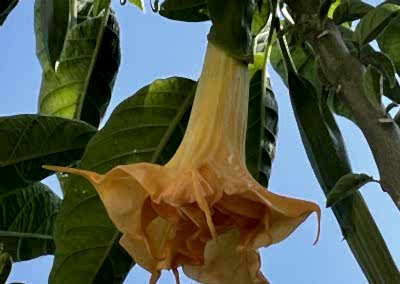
[{"left": 44, "top": 43, "right": 320, "bottom": 284}]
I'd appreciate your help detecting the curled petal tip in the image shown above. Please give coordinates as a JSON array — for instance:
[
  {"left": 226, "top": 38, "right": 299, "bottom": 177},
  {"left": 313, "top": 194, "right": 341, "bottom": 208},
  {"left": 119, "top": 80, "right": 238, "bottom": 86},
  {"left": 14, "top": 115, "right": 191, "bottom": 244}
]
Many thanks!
[
  {"left": 313, "top": 208, "right": 322, "bottom": 246},
  {"left": 149, "top": 271, "right": 161, "bottom": 284},
  {"left": 42, "top": 165, "right": 66, "bottom": 172},
  {"left": 42, "top": 165, "right": 102, "bottom": 184},
  {"left": 172, "top": 268, "right": 181, "bottom": 284}
]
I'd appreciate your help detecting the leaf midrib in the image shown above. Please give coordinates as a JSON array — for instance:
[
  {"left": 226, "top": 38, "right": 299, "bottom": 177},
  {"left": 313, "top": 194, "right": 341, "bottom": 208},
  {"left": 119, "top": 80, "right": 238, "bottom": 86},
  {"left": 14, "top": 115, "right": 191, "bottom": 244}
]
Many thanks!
[
  {"left": 0, "top": 145, "right": 88, "bottom": 167},
  {"left": 6, "top": 189, "right": 54, "bottom": 232},
  {"left": 0, "top": 230, "right": 53, "bottom": 240},
  {"left": 86, "top": 123, "right": 171, "bottom": 149}
]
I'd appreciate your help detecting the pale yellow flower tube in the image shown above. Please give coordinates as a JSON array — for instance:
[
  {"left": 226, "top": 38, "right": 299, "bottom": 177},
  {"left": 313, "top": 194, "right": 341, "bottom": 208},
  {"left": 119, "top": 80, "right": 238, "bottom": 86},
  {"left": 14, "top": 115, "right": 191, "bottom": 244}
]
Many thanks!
[{"left": 44, "top": 43, "right": 320, "bottom": 284}]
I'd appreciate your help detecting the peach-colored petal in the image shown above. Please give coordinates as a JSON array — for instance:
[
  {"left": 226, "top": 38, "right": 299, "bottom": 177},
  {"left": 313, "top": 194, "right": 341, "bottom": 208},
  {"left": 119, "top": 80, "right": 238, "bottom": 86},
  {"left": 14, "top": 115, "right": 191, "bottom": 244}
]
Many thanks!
[
  {"left": 43, "top": 42, "right": 321, "bottom": 284},
  {"left": 44, "top": 162, "right": 320, "bottom": 282},
  {"left": 183, "top": 229, "right": 269, "bottom": 284}
]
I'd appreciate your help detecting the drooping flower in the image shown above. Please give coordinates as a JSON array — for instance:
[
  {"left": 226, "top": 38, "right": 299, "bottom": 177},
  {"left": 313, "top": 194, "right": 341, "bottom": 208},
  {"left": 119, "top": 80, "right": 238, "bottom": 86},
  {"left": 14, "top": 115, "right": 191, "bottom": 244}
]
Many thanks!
[{"left": 44, "top": 42, "right": 320, "bottom": 284}]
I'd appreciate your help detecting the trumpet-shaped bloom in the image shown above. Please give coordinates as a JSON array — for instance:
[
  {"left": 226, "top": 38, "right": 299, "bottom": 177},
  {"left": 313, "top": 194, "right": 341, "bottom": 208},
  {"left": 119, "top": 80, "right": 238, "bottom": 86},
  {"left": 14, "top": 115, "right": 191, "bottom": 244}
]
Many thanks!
[{"left": 45, "top": 43, "right": 320, "bottom": 284}]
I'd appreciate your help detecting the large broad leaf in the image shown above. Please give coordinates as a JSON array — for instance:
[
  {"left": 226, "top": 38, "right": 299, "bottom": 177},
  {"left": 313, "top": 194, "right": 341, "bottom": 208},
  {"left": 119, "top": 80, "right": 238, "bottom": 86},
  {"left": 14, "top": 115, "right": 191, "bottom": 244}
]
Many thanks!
[
  {"left": 287, "top": 72, "right": 399, "bottom": 282},
  {"left": 251, "top": 0, "right": 270, "bottom": 35},
  {"left": 270, "top": 39, "right": 315, "bottom": 87},
  {"left": 0, "top": 0, "right": 18, "bottom": 26},
  {"left": 377, "top": 12, "right": 400, "bottom": 74},
  {"left": 360, "top": 50, "right": 396, "bottom": 88},
  {"left": 0, "top": 114, "right": 96, "bottom": 190},
  {"left": 35, "top": 0, "right": 69, "bottom": 69},
  {"left": 35, "top": 0, "right": 121, "bottom": 128},
  {"left": 246, "top": 70, "right": 278, "bottom": 186},
  {"left": 333, "top": 1, "right": 373, "bottom": 25},
  {"left": 159, "top": 0, "right": 209, "bottom": 22},
  {"left": 353, "top": 3, "right": 400, "bottom": 46},
  {"left": 49, "top": 77, "right": 196, "bottom": 284},
  {"left": 0, "top": 182, "right": 61, "bottom": 261},
  {"left": 288, "top": 72, "right": 352, "bottom": 199}
]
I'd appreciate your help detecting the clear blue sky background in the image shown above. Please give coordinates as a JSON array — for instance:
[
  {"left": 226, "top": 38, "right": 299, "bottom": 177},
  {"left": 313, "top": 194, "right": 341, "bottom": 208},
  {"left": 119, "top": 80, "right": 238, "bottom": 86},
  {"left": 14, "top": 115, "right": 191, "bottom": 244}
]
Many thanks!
[{"left": 0, "top": 0, "right": 398, "bottom": 283}]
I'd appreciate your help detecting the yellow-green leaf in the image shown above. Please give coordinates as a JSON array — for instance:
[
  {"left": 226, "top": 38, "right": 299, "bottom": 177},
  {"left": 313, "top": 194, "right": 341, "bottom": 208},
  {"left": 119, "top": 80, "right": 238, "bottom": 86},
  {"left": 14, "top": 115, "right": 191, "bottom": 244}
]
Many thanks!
[
  {"left": 326, "top": 173, "right": 375, "bottom": 207},
  {"left": 333, "top": 1, "right": 373, "bottom": 25},
  {"left": 35, "top": 0, "right": 121, "bottom": 128},
  {"left": 128, "top": 0, "right": 144, "bottom": 10},
  {"left": 354, "top": 3, "right": 400, "bottom": 45}
]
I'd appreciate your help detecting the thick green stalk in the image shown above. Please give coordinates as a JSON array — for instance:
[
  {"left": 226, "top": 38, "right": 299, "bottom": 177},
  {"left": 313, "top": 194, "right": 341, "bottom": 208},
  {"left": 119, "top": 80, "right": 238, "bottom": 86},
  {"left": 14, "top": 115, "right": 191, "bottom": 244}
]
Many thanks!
[
  {"left": 347, "top": 197, "right": 400, "bottom": 283},
  {"left": 276, "top": 18, "right": 399, "bottom": 281}
]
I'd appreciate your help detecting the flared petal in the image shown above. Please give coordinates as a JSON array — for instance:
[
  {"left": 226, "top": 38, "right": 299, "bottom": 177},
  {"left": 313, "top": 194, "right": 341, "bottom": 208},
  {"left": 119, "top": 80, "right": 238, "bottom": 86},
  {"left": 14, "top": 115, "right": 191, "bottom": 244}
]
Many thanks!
[
  {"left": 42, "top": 42, "right": 321, "bottom": 284},
  {"left": 44, "top": 162, "right": 320, "bottom": 282},
  {"left": 183, "top": 229, "right": 269, "bottom": 284}
]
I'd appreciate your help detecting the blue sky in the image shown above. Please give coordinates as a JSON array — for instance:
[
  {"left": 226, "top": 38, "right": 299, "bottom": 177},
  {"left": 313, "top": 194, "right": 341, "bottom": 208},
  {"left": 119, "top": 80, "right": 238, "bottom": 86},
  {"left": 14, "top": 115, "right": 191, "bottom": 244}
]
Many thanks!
[{"left": 0, "top": 0, "right": 398, "bottom": 283}]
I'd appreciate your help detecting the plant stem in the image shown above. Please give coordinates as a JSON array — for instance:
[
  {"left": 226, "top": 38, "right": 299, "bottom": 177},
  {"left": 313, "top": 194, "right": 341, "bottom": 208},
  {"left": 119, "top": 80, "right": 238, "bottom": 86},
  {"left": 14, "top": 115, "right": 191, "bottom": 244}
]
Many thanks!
[
  {"left": 279, "top": 1, "right": 400, "bottom": 280},
  {"left": 343, "top": 196, "right": 400, "bottom": 283},
  {"left": 309, "top": 21, "right": 400, "bottom": 211}
]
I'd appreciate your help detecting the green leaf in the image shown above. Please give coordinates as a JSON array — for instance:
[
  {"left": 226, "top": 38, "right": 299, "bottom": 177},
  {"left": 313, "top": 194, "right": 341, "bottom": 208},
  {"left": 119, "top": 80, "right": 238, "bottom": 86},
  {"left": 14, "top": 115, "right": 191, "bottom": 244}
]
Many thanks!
[
  {"left": 0, "top": 182, "right": 61, "bottom": 261},
  {"left": 288, "top": 71, "right": 400, "bottom": 282},
  {"left": 35, "top": 0, "right": 69, "bottom": 69},
  {"left": 377, "top": 13, "right": 400, "bottom": 73},
  {"left": 0, "top": 114, "right": 96, "bottom": 190},
  {"left": 0, "top": 252, "right": 12, "bottom": 283},
  {"left": 386, "top": 102, "right": 399, "bottom": 114},
  {"left": 0, "top": 0, "right": 18, "bottom": 26},
  {"left": 159, "top": 0, "right": 209, "bottom": 22},
  {"left": 383, "top": 77, "right": 400, "bottom": 103},
  {"left": 36, "top": 0, "right": 121, "bottom": 128},
  {"left": 326, "top": 173, "right": 375, "bottom": 207},
  {"left": 361, "top": 51, "right": 396, "bottom": 88},
  {"left": 353, "top": 3, "right": 400, "bottom": 45},
  {"left": 288, "top": 72, "right": 352, "bottom": 197},
  {"left": 270, "top": 39, "right": 314, "bottom": 86},
  {"left": 327, "top": 89, "right": 357, "bottom": 123},
  {"left": 270, "top": 41, "right": 288, "bottom": 83},
  {"left": 339, "top": 26, "right": 400, "bottom": 104},
  {"left": 49, "top": 77, "right": 196, "bottom": 284},
  {"left": 362, "top": 65, "right": 382, "bottom": 109},
  {"left": 207, "top": 0, "right": 254, "bottom": 61},
  {"left": 93, "top": 0, "right": 110, "bottom": 16},
  {"left": 333, "top": 1, "right": 373, "bottom": 25},
  {"left": 246, "top": 70, "right": 278, "bottom": 186},
  {"left": 249, "top": 52, "right": 265, "bottom": 78},
  {"left": 327, "top": 0, "right": 341, "bottom": 18},
  {"left": 128, "top": 0, "right": 144, "bottom": 10},
  {"left": 251, "top": 0, "right": 270, "bottom": 35},
  {"left": 386, "top": 0, "right": 400, "bottom": 5}
]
